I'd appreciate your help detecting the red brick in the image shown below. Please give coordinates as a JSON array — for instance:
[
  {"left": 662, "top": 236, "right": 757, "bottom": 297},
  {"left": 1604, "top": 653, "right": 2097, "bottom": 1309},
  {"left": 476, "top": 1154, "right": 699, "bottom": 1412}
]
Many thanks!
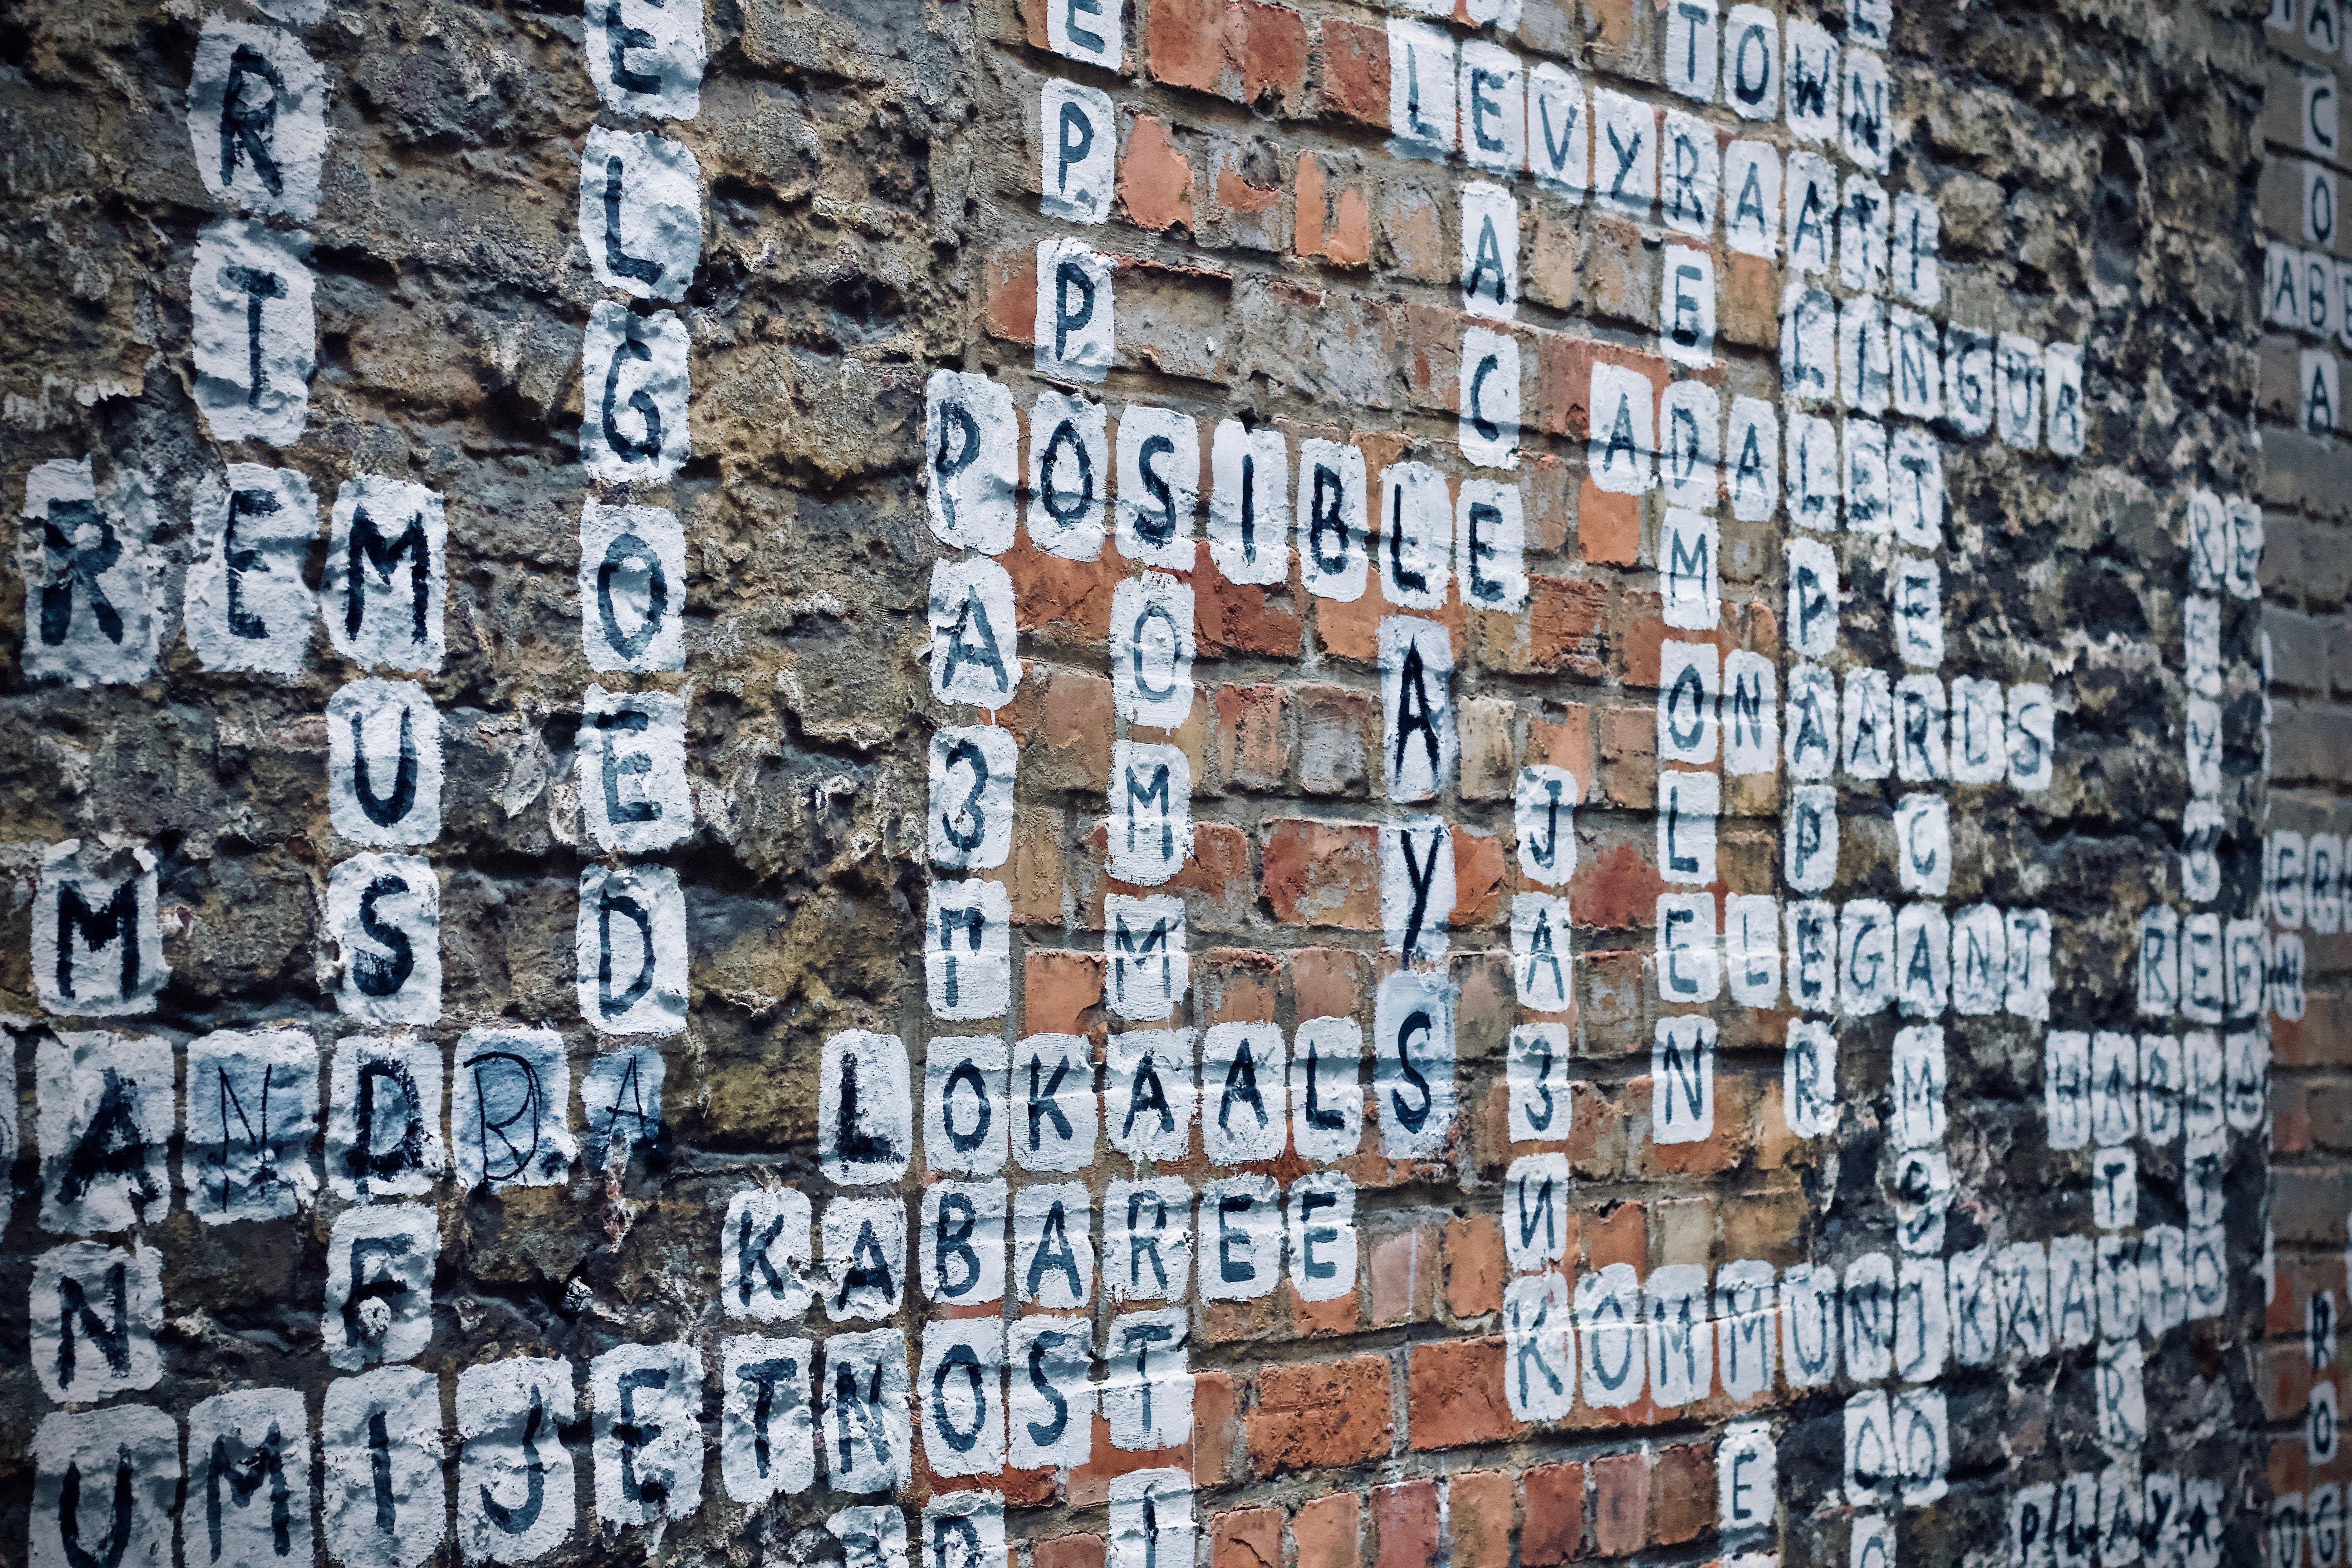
[
  {"left": 1443, "top": 1215, "right": 1506, "bottom": 1319},
  {"left": 1035, "top": 1537, "right": 1105, "bottom": 1568},
  {"left": 1369, "top": 1216, "right": 1442, "bottom": 1324},
  {"left": 1526, "top": 706, "right": 1594, "bottom": 797},
  {"left": 1450, "top": 825, "right": 1507, "bottom": 930},
  {"left": 1120, "top": 115, "right": 1196, "bottom": 235},
  {"left": 1472, "top": 573, "right": 1606, "bottom": 678},
  {"left": 1215, "top": 684, "right": 1293, "bottom": 791},
  {"left": 1650, "top": 1443, "right": 1713, "bottom": 1545},
  {"left": 1294, "top": 1494, "right": 1362, "bottom": 1568},
  {"left": 1569, "top": 840, "right": 1666, "bottom": 931},
  {"left": 1316, "top": 18, "right": 1388, "bottom": 126},
  {"left": 1448, "top": 1471, "right": 1516, "bottom": 1568},
  {"left": 1587, "top": 1201, "right": 1647, "bottom": 1272},
  {"left": 983, "top": 245, "right": 1038, "bottom": 343},
  {"left": 1024, "top": 948, "right": 1103, "bottom": 1037},
  {"left": 1195, "top": 1370, "right": 1244, "bottom": 1485},
  {"left": 1214, "top": 1509, "right": 1285, "bottom": 1568},
  {"left": 1371, "top": 1480, "right": 1440, "bottom": 1568},
  {"left": 1406, "top": 1337, "right": 1528, "bottom": 1449},
  {"left": 1198, "top": 560, "right": 1307, "bottom": 657},
  {"left": 1147, "top": 0, "right": 1232, "bottom": 93},
  {"left": 1235, "top": 0, "right": 1310, "bottom": 109},
  {"left": 1520, "top": 1463, "right": 1586, "bottom": 1565},
  {"left": 1004, "top": 531, "right": 1120, "bottom": 643},
  {"left": 1261, "top": 818, "right": 1381, "bottom": 927},
  {"left": 1247, "top": 1355, "right": 1394, "bottom": 1473},
  {"left": 1589, "top": 1451, "right": 1650, "bottom": 1556}
]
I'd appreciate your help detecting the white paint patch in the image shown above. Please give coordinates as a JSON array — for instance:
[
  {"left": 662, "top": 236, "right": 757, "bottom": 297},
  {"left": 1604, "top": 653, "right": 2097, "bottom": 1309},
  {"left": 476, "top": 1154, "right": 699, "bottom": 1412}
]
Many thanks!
[
  {"left": 328, "top": 853, "right": 441, "bottom": 1026},
  {"left": 1726, "top": 894, "right": 1780, "bottom": 1005},
  {"left": 1839, "top": 900, "right": 1893, "bottom": 1015},
  {"left": 1386, "top": 20, "right": 1457, "bottom": 159},
  {"left": 591, "top": 1341, "right": 702, "bottom": 1538},
  {"left": 1459, "top": 182, "right": 1519, "bottom": 320},
  {"left": 1381, "top": 815, "right": 1454, "bottom": 966},
  {"left": 1724, "top": 141, "right": 1781, "bottom": 261},
  {"left": 1652, "top": 1014, "right": 1717, "bottom": 1141},
  {"left": 1514, "top": 765, "right": 1579, "bottom": 885},
  {"left": 921, "top": 1179, "right": 1006, "bottom": 1305},
  {"left": 1892, "top": 1387, "right": 1948, "bottom": 1506},
  {"left": 326, "top": 1033, "right": 446, "bottom": 1202},
  {"left": 1460, "top": 329, "right": 1522, "bottom": 469},
  {"left": 586, "top": 0, "right": 706, "bottom": 118},
  {"left": 581, "top": 127, "right": 701, "bottom": 300},
  {"left": 32, "top": 1239, "right": 163, "bottom": 1404},
  {"left": 1528, "top": 63, "right": 1589, "bottom": 194},
  {"left": 1577, "top": 1262, "right": 1648, "bottom": 1407},
  {"left": 1780, "top": 1260, "right": 1840, "bottom": 1387},
  {"left": 1504, "top": 1153, "right": 1571, "bottom": 1272},
  {"left": 1892, "top": 792, "right": 1951, "bottom": 897},
  {"left": 1662, "top": 245, "right": 1718, "bottom": 366},
  {"left": 1943, "top": 323, "right": 1994, "bottom": 437},
  {"left": 1662, "top": 507, "right": 1720, "bottom": 628},
  {"left": 1198, "top": 1173, "right": 1282, "bottom": 1301},
  {"left": 723, "top": 1186, "right": 815, "bottom": 1321},
  {"left": 323, "top": 1202, "right": 437, "bottom": 1370},
  {"left": 1008, "top": 1315, "right": 1095, "bottom": 1468},
  {"left": 1513, "top": 893, "right": 1574, "bottom": 1012},
  {"left": 822, "top": 1328, "right": 913, "bottom": 1494},
  {"left": 191, "top": 1387, "right": 314, "bottom": 1568},
  {"left": 1015, "top": 1034, "right": 1098, "bottom": 1172},
  {"left": 1380, "top": 616, "right": 1456, "bottom": 803},
  {"left": 1888, "top": 426, "right": 1944, "bottom": 550},
  {"left": 451, "top": 1026, "right": 574, "bottom": 1191},
  {"left": 545, "top": 450, "right": 658, "bottom": 626},
  {"left": 829, "top": 1509, "right": 911, "bottom": 1568},
  {"left": 37, "top": 1029, "right": 172, "bottom": 1234},
  {"left": 1042, "top": 80, "right": 1116, "bottom": 224},
  {"left": 1784, "top": 405, "right": 1838, "bottom": 529},
  {"left": 326, "top": 476, "right": 445, "bottom": 673},
  {"left": 1996, "top": 330, "right": 2045, "bottom": 449},
  {"left": 1784, "top": 784, "right": 1838, "bottom": 897},
  {"left": 31, "top": 1404, "right": 179, "bottom": 1568},
  {"left": 1290, "top": 1016, "right": 1364, "bottom": 1162},
  {"left": 189, "top": 18, "right": 328, "bottom": 219},
  {"left": 1373, "top": 970, "right": 1455, "bottom": 1159},
  {"left": 1842, "top": 1390, "right": 1894, "bottom": 1506},
  {"left": 1201, "top": 1024, "right": 1284, "bottom": 1164},
  {"left": 720, "top": 1334, "right": 814, "bottom": 1506},
  {"left": 1297, "top": 438, "right": 1368, "bottom": 600},
  {"left": 1104, "top": 1307, "right": 1191, "bottom": 1449},
  {"left": 926, "top": 1035, "right": 1009, "bottom": 1176},
  {"left": 1784, "top": 286, "right": 1837, "bottom": 401},
  {"left": 188, "top": 464, "right": 316, "bottom": 674},
  {"left": 327, "top": 681, "right": 442, "bottom": 848},
  {"left": 1891, "top": 555, "right": 1943, "bottom": 667},
  {"left": 818, "top": 1029, "right": 911, "bottom": 1186},
  {"left": 1504, "top": 1272, "right": 1574, "bottom": 1421},
  {"left": 1784, "top": 18, "right": 1839, "bottom": 142},
  {"left": 1104, "top": 1177, "right": 1193, "bottom": 1303},
  {"left": 185, "top": 1027, "right": 318, "bottom": 1223},
  {"left": 1786, "top": 900, "right": 1838, "bottom": 1013},
  {"left": 1588, "top": 361, "right": 1657, "bottom": 491},
  {"left": 19, "top": 457, "right": 163, "bottom": 687},
  {"left": 1106, "top": 893, "right": 1187, "bottom": 1021},
  {"left": 1286, "top": 1172, "right": 1357, "bottom": 1300},
  {"left": 926, "top": 373, "right": 1019, "bottom": 557},
  {"left": 35, "top": 840, "right": 166, "bottom": 1018},
  {"left": 1110, "top": 741, "right": 1192, "bottom": 887},
  {"left": 1844, "top": 416, "right": 1889, "bottom": 532},
  {"left": 1787, "top": 539, "right": 1838, "bottom": 657},
  {"left": 1895, "top": 1255, "right": 1948, "bottom": 1381},
  {"left": 1649, "top": 1263, "right": 1713, "bottom": 1406},
  {"left": 1029, "top": 391, "right": 1108, "bottom": 561},
  {"left": 582, "top": 302, "right": 691, "bottom": 483},
  {"left": 925, "top": 1489, "right": 1007, "bottom": 1568},
  {"left": 580, "top": 1038, "right": 676, "bottom": 1162},
  {"left": 1659, "top": 769, "right": 1719, "bottom": 886},
  {"left": 1717, "top": 1259, "right": 1778, "bottom": 1400},
  {"left": 1036, "top": 236, "right": 1114, "bottom": 380},
  {"left": 1377, "top": 463, "right": 1452, "bottom": 609},
  {"left": 1839, "top": 297, "right": 1891, "bottom": 413},
  {"left": 455, "top": 1357, "right": 576, "bottom": 1565},
  {"left": 1117, "top": 405, "right": 1200, "bottom": 571},
  {"left": 1782, "top": 152, "right": 1835, "bottom": 278},
  {"left": 1111, "top": 572, "right": 1196, "bottom": 729},
  {"left": 1104, "top": 1030, "right": 1195, "bottom": 1165},
  {"left": 920, "top": 1318, "right": 1007, "bottom": 1477},
  {"left": 1890, "top": 309, "right": 1943, "bottom": 419},
  {"left": 1460, "top": 43, "right": 1526, "bottom": 175},
  {"left": 1892, "top": 191, "right": 1941, "bottom": 307},
  {"left": 823, "top": 1194, "right": 909, "bottom": 1321},
  {"left": 1660, "top": 382, "right": 1721, "bottom": 514},
  {"left": 1840, "top": 44, "right": 1889, "bottom": 171},
  {"left": 1949, "top": 675, "right": 2007, "bottom": 785},
  {"left": 1719, "top": 1420, "right": 1775, "bottom": 1543},
  {"left": 582, "top": 686, "right": 692, "bottom": 853},
  {"left": 1843, "top": 667, "right": 1893, "bottom": 779},
  {"left": 323, "top": 1366, "right": 446, "bottom": 1568},
  {"left": 1838, "top": 175, "right": 1889, "bottom": 293},
  {"left": 1661, "top": 644, "right": 1721, "bottom": 767},
  {"left": 1594, "top": 86, "right": 1657, "bottom": 216},
  {"left": 1724, "top": 652, "right": 1778, "bottom": 774},
  {"left": 193, "top": 219, "right": 314, "bottom": 444},
  {"left": 1109, "top": 1471, "right": 1196, "bottom": 1568},
  {"left": 1896, "top": 902, "right": 1950, "bottom": 1018},
  {"left": 578, "top": 865, "right": 686, "bottom": 1034},
  {"left": 929, "top": 557, "right": 1023, "bottom": 713},
  {"left": 1722, "top": 5, "right": 1778, "bottom": 116}
]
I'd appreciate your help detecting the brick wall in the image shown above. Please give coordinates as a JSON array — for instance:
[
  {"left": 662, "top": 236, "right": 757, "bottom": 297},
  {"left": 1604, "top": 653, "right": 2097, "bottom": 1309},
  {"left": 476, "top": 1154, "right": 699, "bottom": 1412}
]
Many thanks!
[{"left": 0, "top": 0, "right": 2337, "bottom": 1562}]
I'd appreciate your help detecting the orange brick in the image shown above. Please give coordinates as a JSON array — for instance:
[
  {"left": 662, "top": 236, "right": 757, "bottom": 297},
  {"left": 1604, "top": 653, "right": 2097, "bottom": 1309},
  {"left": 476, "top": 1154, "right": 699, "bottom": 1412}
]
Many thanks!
[
  {"left": 1247, "top": 1355, "right": 1394, "bottom": 1474},
  {"left": 1295, "top": 1494, "right": 1363, "bottom": 1568},
  {"left": 1148, "top": 0, "right": 1233, "bottom": 93},
  {"left": 1214, "top": 1509, "right": 1285, "bottom": 1568},
  {"left": 1443, "top": 1215, "right": 1506, "bottom": 1319},
  {"left": 1293, "top": 945, "right": 1371, "bottom": 1020},
  {"left": 1448, "top": 1471, "right": 1516, "bottom": 1568},
  {"left": 1317, "top": 18, "right": 1388, "bottom": 126},
  {"left": 1406, "top": 1337, "right": 1528, "bottom": 1449},
  {"left": 1235, "top": 0, "right": 1310, "bottom": 109},
  {"left": 1372, "top": 1480, "right": 1440, "bottom": 1568},
  {"left": 984, "top": 245, "right": 1038, "bottom": 343},
  {"left": 1587, "top": 1200, "right": 1647, "bottom": 1272},
  {"left": 1120, "top": 115, "right": 1196, "bottom": 235},
  {"left": 1195, "top": 1369, "right": 1244, "bottom": 1485},
  {"left": 1578, "top": 482, "right": 1640, "bottom": 566},
  {"left": 1520, "top": 1463, "right": 1586, "bottom": 1565}
]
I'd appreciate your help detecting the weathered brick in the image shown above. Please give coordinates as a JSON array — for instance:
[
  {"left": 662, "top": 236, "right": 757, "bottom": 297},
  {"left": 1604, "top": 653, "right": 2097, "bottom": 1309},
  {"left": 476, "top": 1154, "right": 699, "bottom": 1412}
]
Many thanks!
[
  {"left": 1520, "top": 1462, "right": 1587, "bottom": 1564},
  {"left": 1294, "top": 1494, "right": 1363, "bottom": 1568},
  {"left": 1406, "top": 1337, "right": 1528, "bottom": 1449},
  {"left": 1262, "top": 818, "right": 1381, "bottom": 927},
  {"left": 1247, "top": 1355, "right": 1395, "bottom": 1473},
  {"left": 1447, "top": 1470, "right": 1516, "bottom": 1568},
  {"left": 1371, "top": 1480, "right": 1441, "bottom": 1568}
]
